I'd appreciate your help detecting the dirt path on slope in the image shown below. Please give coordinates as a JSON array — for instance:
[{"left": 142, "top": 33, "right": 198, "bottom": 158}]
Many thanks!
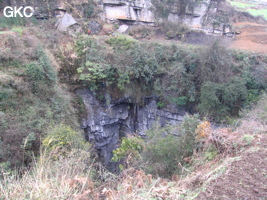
[
  {"left": 196, "top": 136, "right": 267, "bottom": 200},
  {"left": 230, "top": 22, "right": 267, "bottom": 54}
]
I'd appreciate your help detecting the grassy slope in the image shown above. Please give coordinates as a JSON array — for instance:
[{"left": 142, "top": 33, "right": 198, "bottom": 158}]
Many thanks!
[
  {"left": 227, "top": 0, "right": 267, "bottom": 19},
  {"left": 1, "top": 94, "right": 267, "bottom": 199},
  {"left": 0, "top": 27, "right": 79, "bottom": 169}
]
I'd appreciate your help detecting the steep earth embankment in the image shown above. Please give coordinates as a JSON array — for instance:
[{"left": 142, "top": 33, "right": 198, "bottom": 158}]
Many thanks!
[
  {"left": 231, "top": 22, "right": 267, "bottom": 54},
  {"left": 196, "top": 136, "right": 267, "bottom": 199}
]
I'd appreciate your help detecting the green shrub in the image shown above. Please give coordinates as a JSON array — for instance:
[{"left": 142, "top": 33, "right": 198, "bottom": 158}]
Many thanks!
[
  {"left": 105, "top": 37, "right": 135, "bottom": 51},
  {"left": 42, "top": 124, "right": 89, "bottom": 154},
  {"left": 85, "top": 0, "right": 95, "bottom": 18},
  {"left": 141, "top": 115, "right": 200, "bottom": 178},
  {"left": 157, "top": 101, "right": 165, "bottom": 109},
  {"left": 166, "top": 31, "right": 176, "bottom": 39},
  {"left": 204, "top": 146, "right": 218, "bottom": 161},
  {"left": 24, "top": 46, "right": 57, "bottom": 93},
  {"left": 0, "top": 87, "right": 16, "bottom": 111},
  {"left": 25, "top": 62, "right": 46, "bottom": 82},
  {"left": 0, "top": 16, "right": 25, "bottom": 29},
  {"left": 76, "top": 36, "right": 159, "bottom": 91},
  {"left": 242, "top": 134, "right": 254, "bottom": 145},
  {"left": 36, "top": 47, "right": 57, "bottom": 84},
  {"left": 111, "top": 136, "right": 144, "bottom": 170},
  {"left": 173, "top": 96, "right": 188, "bottom": 106},
  {"left": 197, "top": 40, "right": 234, "bottom": 84},
  {"left": 198, "top": 77, "right": 247, "bottom": 120}
]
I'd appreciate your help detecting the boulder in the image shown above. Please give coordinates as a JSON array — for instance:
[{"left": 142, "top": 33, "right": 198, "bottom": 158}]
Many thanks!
[
  {"left": 117, "top": 24, "right": 129, "bottom": 34},
  {"left": 55, "top": 13, "right": 77, "bottom": 32},
  {"left": 88, "top": 21, "right": 102, "bottom": 34}
]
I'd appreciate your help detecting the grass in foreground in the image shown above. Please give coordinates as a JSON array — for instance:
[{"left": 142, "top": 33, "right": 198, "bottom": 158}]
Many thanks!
[{"left": 0, "top": 149, "right": 93, "bottom": 200}]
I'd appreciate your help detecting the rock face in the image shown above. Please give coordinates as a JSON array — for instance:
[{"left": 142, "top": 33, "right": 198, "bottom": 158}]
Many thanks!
[
  {"left": 168, "top": 0, "right": 211, "bottom": 27},
  {"left": 101, "top": 0, "right": 154, "bottom": 23},
  {"left": 55, "top": 13, "right": 77, "bottom": 31},
  {"left": 77, "top": 89, "right": 185, "bottom": 172},
  {"left": 98, "top": 0, "right": 220, "bottom": 28}
]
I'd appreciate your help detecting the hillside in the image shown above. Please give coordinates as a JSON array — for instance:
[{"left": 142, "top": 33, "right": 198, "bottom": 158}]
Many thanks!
[
  {"left": 0, "top": 0, "right": 267, "bottom": 199},
  {"left": 230, "top": 22, "right": 267, "bottom": 54},
  {"left": 226, "top": 0, "right": 267, "bottom": 20}
]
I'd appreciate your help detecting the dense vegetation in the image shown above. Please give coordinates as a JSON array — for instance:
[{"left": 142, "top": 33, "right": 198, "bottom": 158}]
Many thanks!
[
  {"left": 74, "top": 36, "right": 267, "bottom": 121},
  {"left": 111, "top": 115, "right": 200, "bottom": 178},
  {"left": 0, "top": 33, "right": 78, "bottom": 169}
]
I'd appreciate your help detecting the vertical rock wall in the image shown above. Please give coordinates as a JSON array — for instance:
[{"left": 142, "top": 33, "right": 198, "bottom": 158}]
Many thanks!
[
  {"left": 77, "top": 89, "right": 185, "bottom": 172},
  {"left": 103, "top": 0, "right": 154, "bottom": 23},
  {"left": 100, "top": 0, "right": 219, "bottom": 28}
]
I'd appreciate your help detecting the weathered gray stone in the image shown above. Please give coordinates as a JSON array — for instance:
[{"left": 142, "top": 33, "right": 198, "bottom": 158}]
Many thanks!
[
  {"left": 103, "top": 0, "right": 154, "bottom": 23},
  {"left": 88, "top": 21, "right": 102, "bottom": 34},
  {"left": 55, "top": 13, "right": 77, "bottom": 32},
  {"left": 117, "top": 24, "right": 129, "bottom": 33}
]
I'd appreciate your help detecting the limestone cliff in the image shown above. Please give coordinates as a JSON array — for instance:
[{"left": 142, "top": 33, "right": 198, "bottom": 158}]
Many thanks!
[
  {"left": 77, "top": 89, "right": 185, "bottom": 172},
  {"left": 99, "top": 0, "right": 221, "bottom": 28}
]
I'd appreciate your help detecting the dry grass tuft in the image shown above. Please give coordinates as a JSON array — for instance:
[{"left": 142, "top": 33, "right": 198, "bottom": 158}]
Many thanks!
[{"left": 0, "top": 148, "right": 93, "bottom": 200}]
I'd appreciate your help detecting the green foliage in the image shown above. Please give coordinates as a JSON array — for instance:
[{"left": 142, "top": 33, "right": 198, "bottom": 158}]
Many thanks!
[
  {"left": 199, "top": 77, "right": 247, "bottom": 120},
  {"left": 0, "top": 16, "right": 25, "bottom": 29},
  {"left": 75, "top": 36, "right": 267, "bottom": 121},
  {"left": 76, "top": 36, "right": 159, "bottom": 92},
  {"left": 76, "top": 36, "right": 113, "bottom": 90},
  {"left": 77, "top": 61, "right": 111, "bottom": 90},
  {"left": 25, "top": 62, "right": 46, "bottom": 81},
  {"left": 86, "top": 0, "right": 95, "bottom": 18},
  {"left": 157, "top": 101, "right": 165, "bottom": 109},
  {"left": 42, "top": 124, "right": 89, "bottom": 154},
  {"left": 204, "top": 146, "right": 218, "bottom": 161},
  {"left": 158, "top": 21, "right": 190, "bottom": 40},
  {"left": 36, "top": 47, "right": 57, "bottom": 83},
  {"left": 111, "top": 136, "right": 144, "bottom": 169},
  {"left": 0, "top": 86, "right": 16, "bottom": 111},
  {"left": 142, "top": 115, "right": 200, "bottom": 178},
  {"left": 242, "top": 134, "right": 254, "bottom": 145},
  {"left": 105, "top": 37, "right": 135, "bottom": 51},
  {"left": 0, "top": 37, "right": 78, "bottom": 169},
  {"left": 173, "top": 96, "right": 188, "bottom": 106},
  {"left": 11, "top": 26, "right": 24, "bottom": 36},
  {"left": 197, "top": 40, "right": 233, "bottom": 84},
  {"left": 212, "top": 10, "right": 230, "bottom": 30},
  {"left": 128, "top": 26, "right": 151, "bottom": 39},
  {"left": 21, "top": 132, "right": 36, "bottom": 150},
  {"left": 25, "top": 46, "right": 57, "bottom": 92},
  {"left": 196, "top": 42, "right": 267, "bottom": 120}
]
